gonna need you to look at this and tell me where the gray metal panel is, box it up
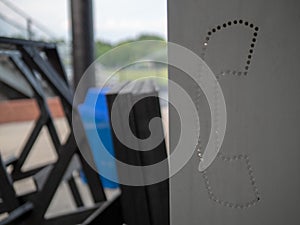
[168,0,300,224]
[0,62,33,98]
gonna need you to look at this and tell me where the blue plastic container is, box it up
[78,87,119,188]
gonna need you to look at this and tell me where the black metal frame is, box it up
[0,37,123,225]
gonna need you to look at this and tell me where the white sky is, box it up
[1,0,167,43]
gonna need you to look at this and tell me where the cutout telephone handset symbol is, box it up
[198,20,261,208]
[199,20,259,172]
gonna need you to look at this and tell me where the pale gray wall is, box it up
[168,0,300,224]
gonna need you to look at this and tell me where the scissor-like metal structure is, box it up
[0,37,122,225]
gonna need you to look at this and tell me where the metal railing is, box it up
[0,0,55,40]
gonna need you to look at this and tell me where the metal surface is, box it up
[82,194,123,225]
[0,60,33,99]
[168,0,300,224]
[0,38,108,225]
[70,0,95,90]
[0,155,19,213]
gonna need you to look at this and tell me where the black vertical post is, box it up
[70,0,106,203]
[70,0,95,93]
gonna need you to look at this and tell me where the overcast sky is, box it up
[0,0,167,43]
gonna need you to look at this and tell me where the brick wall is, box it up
[0,97,65,123]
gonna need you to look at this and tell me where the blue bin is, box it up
[78,87,119,188]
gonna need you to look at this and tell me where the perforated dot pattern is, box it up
[196,20,261,208]
[201,19,259,77]
[202,153,260,209]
